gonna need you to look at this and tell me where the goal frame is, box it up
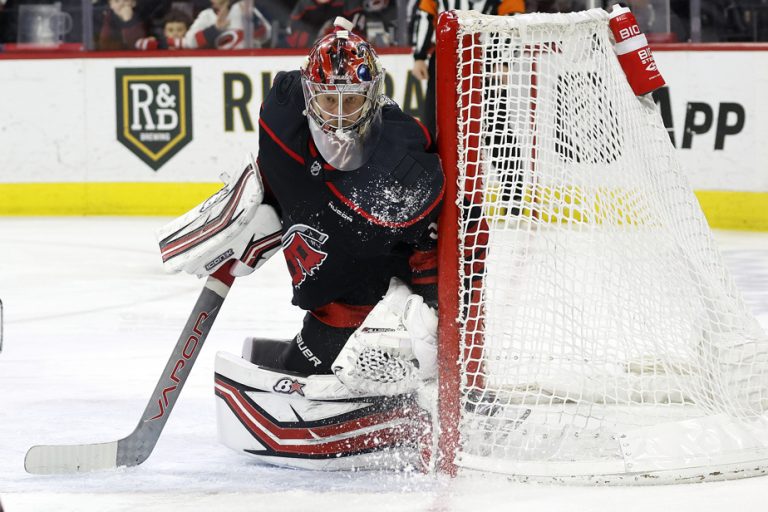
[435,10,474,477]
[432,9,768,482]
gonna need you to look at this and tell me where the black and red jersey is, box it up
[257,71,443,321]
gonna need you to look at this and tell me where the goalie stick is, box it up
[25,155,281,474]
[24,263,236,474]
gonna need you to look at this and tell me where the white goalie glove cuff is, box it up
[331,278,438,396]
[402,294,438,380]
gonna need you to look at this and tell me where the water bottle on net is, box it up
[608,4,666,96]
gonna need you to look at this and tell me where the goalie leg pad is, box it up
[214,349,431,471]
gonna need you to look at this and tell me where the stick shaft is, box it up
[25,265,235,474]
[117,269,233,466]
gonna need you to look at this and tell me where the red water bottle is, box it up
[608,4,665,96]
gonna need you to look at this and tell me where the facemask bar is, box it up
[301,76,383,135]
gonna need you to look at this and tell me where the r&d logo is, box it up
[115,67,193,170]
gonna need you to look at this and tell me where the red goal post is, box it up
[434,9,768,483]
[435,9,476,477]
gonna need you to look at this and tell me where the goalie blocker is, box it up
[157,153,283,279]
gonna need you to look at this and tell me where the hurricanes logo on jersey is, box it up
[115,67,193,170]
[281,224,329,287]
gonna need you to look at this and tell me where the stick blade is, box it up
[25,441,118,474]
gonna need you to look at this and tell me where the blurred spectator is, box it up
[98,0,147,50]
[137,0,172,40]
[609,0,688,42]
[411,0,525,137]
[135,8,192,50]
[0,0,6,42]
[362,0,398,46]
[251,0,294,46]
[163,8,192,40]
[252,0,295,24]
[285,0,363,48]
[93,0,173,46]
[189,0,216,17]
[699,0,766,41]
[183,0,271,48]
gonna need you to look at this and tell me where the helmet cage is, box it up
[301,75,384,136]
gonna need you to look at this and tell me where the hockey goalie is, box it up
[158,17,443,471]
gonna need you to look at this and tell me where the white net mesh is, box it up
[446,9,768,480]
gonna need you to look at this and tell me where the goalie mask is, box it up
[301,17,385,171]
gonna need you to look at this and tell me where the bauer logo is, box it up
[115,67,193,170]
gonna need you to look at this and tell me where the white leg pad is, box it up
[214,351,430,471]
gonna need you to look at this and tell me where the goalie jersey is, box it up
[257,71,443,319]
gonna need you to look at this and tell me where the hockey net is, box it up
[434,9,768,483]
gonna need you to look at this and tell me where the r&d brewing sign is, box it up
[115,68,193,170]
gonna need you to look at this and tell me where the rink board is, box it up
[0,48,767,228]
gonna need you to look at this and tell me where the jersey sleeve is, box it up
[183,5,246,49]
[257,70,305,215]
[256,157,282,216]
[408,218,439,307]
[391,111,442,306]
[183,9,214,48]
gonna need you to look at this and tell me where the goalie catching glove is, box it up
[157,153,282,277]
[332,277,438,396]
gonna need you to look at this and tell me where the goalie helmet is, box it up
[300,17,385,171]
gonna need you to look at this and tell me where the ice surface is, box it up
[1,218,768,511]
